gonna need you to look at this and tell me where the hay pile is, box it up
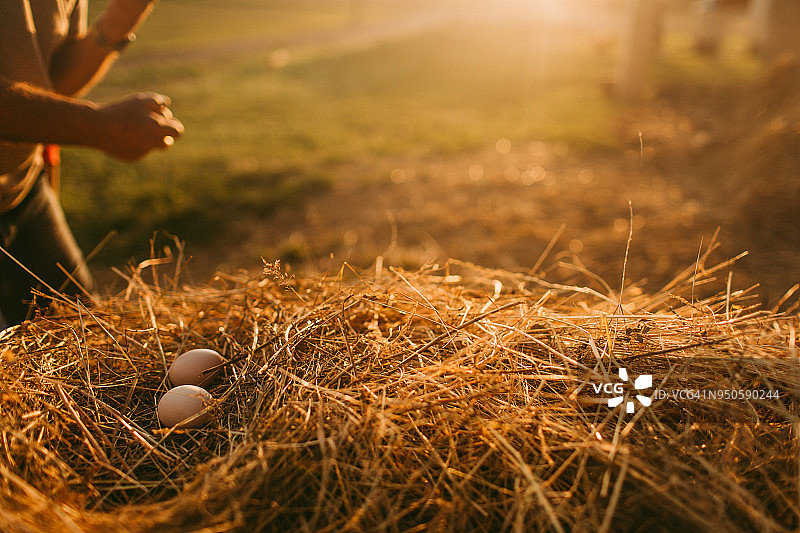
[0,246,797,532]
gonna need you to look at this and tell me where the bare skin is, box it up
[0,0,183,161]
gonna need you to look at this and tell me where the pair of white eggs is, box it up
[157,348,225,429]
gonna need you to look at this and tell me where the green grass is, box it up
[65,1,621,267]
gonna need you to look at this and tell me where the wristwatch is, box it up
[92,17,137,51]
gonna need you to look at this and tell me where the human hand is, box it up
[94,92,184,161]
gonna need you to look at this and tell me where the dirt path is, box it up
[194,141,725,301]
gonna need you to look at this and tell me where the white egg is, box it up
[168,348,224,387]
[157,385,213,429]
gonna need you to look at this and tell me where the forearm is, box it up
[49,36,118,97]
[49,0,157,96]
[0,78,105,148]
[0,78,184,161]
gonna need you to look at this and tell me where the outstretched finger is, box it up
[153,112,184,135]
[143,92,171,112]
[165,117,184,138]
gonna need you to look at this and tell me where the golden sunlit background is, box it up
[68,0,800,302]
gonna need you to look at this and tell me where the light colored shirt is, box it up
[0,0,86,212]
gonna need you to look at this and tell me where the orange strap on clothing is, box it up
[43,144,61,196]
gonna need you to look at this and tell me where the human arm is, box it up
[0,77,183,161]
[49,0,157,97]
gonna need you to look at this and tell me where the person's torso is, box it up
[0,0,84,212]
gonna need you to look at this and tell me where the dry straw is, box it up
[0,240,798,532]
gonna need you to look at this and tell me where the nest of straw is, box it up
[0,245,798,532]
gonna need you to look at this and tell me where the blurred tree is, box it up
[750,0,800,59]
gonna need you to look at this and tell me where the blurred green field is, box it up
[60,0,626,269]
